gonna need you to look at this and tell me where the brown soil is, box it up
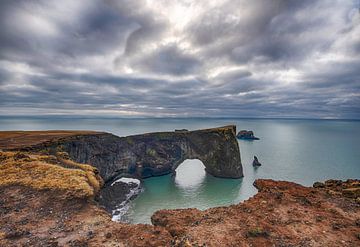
[0,185,172,247]
[0,150,173,247]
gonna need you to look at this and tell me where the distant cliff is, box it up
[3,126,243,182]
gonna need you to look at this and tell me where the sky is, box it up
[0,0,359,119]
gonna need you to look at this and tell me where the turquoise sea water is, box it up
[1,117,359,223]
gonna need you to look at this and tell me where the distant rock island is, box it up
[0,128,359,246]
[236,130,260,140]
[252,155,262,166]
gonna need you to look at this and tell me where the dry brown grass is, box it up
[0,130,103,150]
[0,151,102,198]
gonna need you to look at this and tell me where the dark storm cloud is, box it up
[0,0,359,118]
[190,0,337,66]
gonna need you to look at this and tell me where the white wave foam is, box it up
[111,177,140,186]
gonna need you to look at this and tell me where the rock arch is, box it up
[37,126,243,182]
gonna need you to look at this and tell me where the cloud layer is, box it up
[0,0,359,118]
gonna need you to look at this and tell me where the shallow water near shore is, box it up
[1,117,359,223]
[123,159,257,223]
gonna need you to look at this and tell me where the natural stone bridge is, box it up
[3,126,243,182]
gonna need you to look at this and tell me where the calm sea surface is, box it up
[1,117,359,223]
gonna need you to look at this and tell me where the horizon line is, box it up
[0,115,359,121]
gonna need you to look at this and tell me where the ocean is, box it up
[1,117,359,223]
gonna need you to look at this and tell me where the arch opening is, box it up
[174,159,206,189]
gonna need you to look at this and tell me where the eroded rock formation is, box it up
[3,126,243,182]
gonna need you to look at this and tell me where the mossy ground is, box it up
[0,151,102,198]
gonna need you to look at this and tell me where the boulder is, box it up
[313,182,325,188]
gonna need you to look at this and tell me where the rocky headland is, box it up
[5,126,242,182]
[0,128,359,246]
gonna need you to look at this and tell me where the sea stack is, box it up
[236,130,259,140]
[252,156,261,166]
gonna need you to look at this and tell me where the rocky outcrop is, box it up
[152,179,360,246]
[5,126,242,182]
[237,130,259,140]
[252,155,261,166]
[98,178,142,221]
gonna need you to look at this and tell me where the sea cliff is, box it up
[1,126,242,182]
[0,129,359,246]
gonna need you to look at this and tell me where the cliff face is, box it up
[25,125,242,182]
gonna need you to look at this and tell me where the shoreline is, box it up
[0,129,359,246]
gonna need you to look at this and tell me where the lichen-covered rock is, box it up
[313,181,325,188]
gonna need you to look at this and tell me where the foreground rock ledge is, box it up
[152,179,360,246]
[1,158,359,247]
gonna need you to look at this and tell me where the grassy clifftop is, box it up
[0,151,102,199]
[0,130,103,150]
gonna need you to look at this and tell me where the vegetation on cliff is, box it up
[0,151,102,198]
[0,150,172,246]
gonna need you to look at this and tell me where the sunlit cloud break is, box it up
[0,0,359,119]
